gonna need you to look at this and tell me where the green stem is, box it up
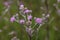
[45,0,49,40]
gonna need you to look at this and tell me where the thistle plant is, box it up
[9,3,50,40]
[0,0,60,40]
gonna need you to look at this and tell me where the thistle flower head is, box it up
[35,18,42,24]
[19,19,25,24]
[19,4,24,10]
[28,15,32,21]
[10,16,15,22]
[24,9,32,14]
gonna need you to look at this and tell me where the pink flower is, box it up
[27,15,32,20]
[10,16,15,22]
[19,4,24,10]
[19,19,25,24]
[24,9,32,14]
[35,18,42,24]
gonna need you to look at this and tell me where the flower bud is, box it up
[26,21,32,26]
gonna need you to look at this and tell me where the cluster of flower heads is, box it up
[10,3,43,37]
[10,4,42,24]
[3,1,50,38]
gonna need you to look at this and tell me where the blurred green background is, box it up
[0,0,60,40]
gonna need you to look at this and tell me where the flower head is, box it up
[19,4,24,10]
[24,9,32,14]
[19,19,25,24]
[28,15,32,20]
[10,16,15,22]
[35,18,42,24]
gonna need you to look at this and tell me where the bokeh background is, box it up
[0,0,60,40]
